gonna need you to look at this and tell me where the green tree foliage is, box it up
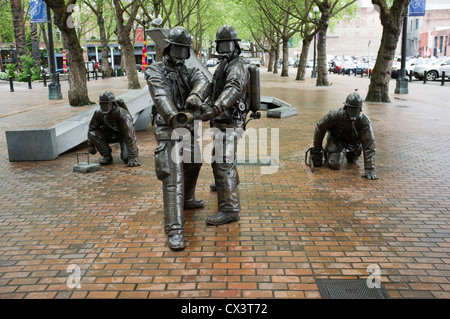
[0,1,14,43]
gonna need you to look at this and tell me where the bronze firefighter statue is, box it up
[88,91,140,167]
[201,25,260,225]
[146,26,210,250]
[307,92,378,180]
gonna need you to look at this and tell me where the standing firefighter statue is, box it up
[88,91,140,167]
[201,25,261,225]
[146,26,210,251]
[306,91,378,180]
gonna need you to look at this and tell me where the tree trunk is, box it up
[45,0,92,106]
[64,28,93,106]
[30,23,41,67]
[316,14,330,87]
[281,38,289,77]
[116,31,140,89]
[10,0,27,62]
[113,0,141,89]
[296,38,312,81]
[366,27,399,102]
[39,24,49,64]
[366,0,409,102]
[267,47,275,72]
[273,47,279,74]
[97,14,112,78]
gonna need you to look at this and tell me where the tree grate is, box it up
[316,279,390,299]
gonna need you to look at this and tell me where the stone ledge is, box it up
[267,106,298,118]
[6,89,152,162]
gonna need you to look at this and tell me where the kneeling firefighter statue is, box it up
[146,26,210,250]
[201,25,261,226]
[88,91,140,167]
[306,91,379,180]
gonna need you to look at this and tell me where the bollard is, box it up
[442,71,446,86]
[95,71,98,80]
[87,71,90,81]
[361,70,363,78]
[43,74,47,87]
[28,74,32,89]
[102,71,105,79]
[409,71,412,82]
[423,71,427,84]
[9,76,14,92]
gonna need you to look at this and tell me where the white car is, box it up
[249,58,260,67]
[391,58,424,78]
[206,58,219,67]
[413,58,449,81]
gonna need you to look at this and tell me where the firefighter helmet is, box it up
[165,26,192,47]
[344,92,363,108]
[215,25,241,42]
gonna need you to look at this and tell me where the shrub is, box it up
[6,63,16,80]
[18,54,42,82]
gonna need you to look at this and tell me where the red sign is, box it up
[136,27,144,43]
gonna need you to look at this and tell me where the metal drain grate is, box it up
[316,279,390,299]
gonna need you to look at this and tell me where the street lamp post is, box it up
[46,5,62,100]
[395,11,409,94]
[310,6,319,78]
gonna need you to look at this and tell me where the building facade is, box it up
[417,4,450,57]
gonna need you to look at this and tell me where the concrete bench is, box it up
[267,106,298,118]
[6,89,153,162]
[260,96,292,110]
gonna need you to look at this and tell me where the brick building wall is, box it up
[418,9,450,57]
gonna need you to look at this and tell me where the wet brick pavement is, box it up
[0,70,449,299]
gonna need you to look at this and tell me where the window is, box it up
[416,19,419,29]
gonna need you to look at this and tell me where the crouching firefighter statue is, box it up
[146,26,210,250]
[201,25,261,226]
[306,91,379,180]
[88,91,140,167]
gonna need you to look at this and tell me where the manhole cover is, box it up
[317,279,390,299]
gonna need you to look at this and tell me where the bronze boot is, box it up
[167,231,185,251]
[206,211,239,225]
[100,155,113,165]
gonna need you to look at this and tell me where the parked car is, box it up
[206,58,219,67]
[348,62,366,75]
[330,61,344,73]
[249,58,261,67]
[44,67,69,74]
[391,58,424,79]
[413,58,450,81]
[340,62,357,75]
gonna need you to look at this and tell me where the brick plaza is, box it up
[0,69,449,299]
